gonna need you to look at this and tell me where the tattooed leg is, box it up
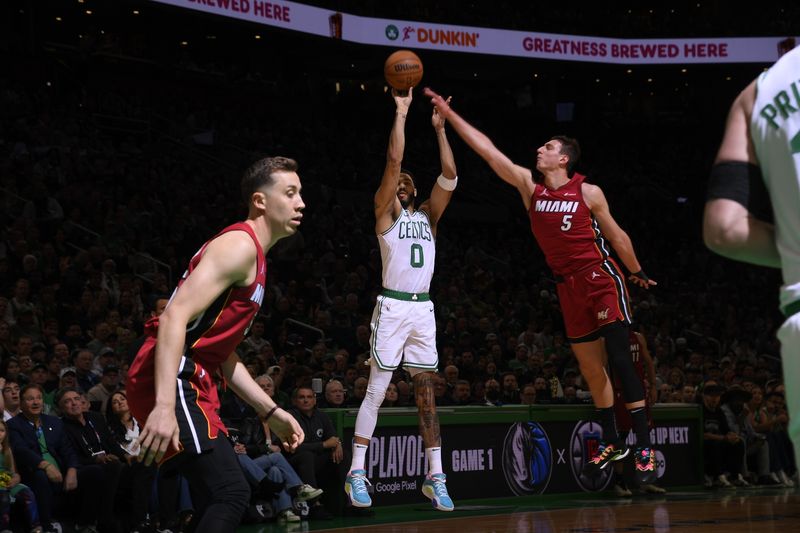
[413,371,441,448]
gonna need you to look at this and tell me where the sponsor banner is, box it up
[356,19,795,65]
[342,417,699,504]
[151,0,796,64]
[151,0,330,35]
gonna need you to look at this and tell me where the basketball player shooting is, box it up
[344,87,458,511]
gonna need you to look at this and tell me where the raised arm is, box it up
[703,80,780,268]
[137,231,255,465]
[375,88,413,233]
[420,97,457,231]
[423,87,535,208]
[583,183,656,289]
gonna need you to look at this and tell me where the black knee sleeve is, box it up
[604,325,645,403]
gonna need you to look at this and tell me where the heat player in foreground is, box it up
[344,88,458,511]
[423,88,658,483]
[704,44,800,464]
[127,157,306,532]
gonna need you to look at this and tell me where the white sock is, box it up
[350,443,368,473]
[426,447,443,475]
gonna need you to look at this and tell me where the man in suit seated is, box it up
[7,384,79,532]
[58,386,129,531]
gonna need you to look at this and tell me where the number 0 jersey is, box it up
[528,173,610,276]
[378,209,436,294]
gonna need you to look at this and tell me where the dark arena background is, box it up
[2,1,799,532]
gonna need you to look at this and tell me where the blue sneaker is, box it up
[344,469,372,508]
[422,473,454,511]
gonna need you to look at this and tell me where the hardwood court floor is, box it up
[242,487,800,532]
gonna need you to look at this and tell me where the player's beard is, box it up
[399,192,415,209]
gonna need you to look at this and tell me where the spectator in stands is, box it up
[257,372,290,410]
[433,374,453,406]
[319,379,347,409]
[242,318,270,355]
[533,377,552,404]
[681,385,698,404]
[0,418,43,533]
[500,372,520,404]
[701,381,747,488]
[57,367,78,392]
[346,377,367,408]
[71,349,98,393]
[8,385,79,532]
[541,362,564,401]
[480,379,502,406]
[2,379,21,421]
[285,386,344,519]
[520,384,537,406]
[87,321,113,356]
[57,386,127,531]
[0,320,13,360]
[221,389,323,523]
[720,385,780,486]
[508,344,530,372]
[108,391,163,529]
[443,365,459,395]
[0,358,23,387]
[759,391,797,485]
[381,382,399,408]
[86,364,120,414]
[395,380,413,407]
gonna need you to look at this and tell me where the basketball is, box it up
[384,50,423,91]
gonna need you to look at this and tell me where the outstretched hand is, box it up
[432,96,452,129]
[392,86,413,115]
[628,271,657,289]
[423,87,452,118]
[268,407,305,452]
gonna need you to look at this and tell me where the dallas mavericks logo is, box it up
[570,421,613,491]
[502,422,553,495]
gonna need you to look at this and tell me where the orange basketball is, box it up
[383,50,423,91]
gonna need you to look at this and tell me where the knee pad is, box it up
[604,325,645,403]
[354,366,393,440]
[362,368,393,411]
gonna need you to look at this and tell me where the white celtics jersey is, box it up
[751,46,800,310]
[378,209,436,294]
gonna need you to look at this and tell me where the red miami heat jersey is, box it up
[127,222,266,456]
[529,173,610,276]
[169,221,267,370]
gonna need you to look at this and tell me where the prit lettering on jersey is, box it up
[758,78,800,131]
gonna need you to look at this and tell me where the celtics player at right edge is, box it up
[345,87,456,511]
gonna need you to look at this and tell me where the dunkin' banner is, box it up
[151,0,796,64]
[342,418,699,504]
